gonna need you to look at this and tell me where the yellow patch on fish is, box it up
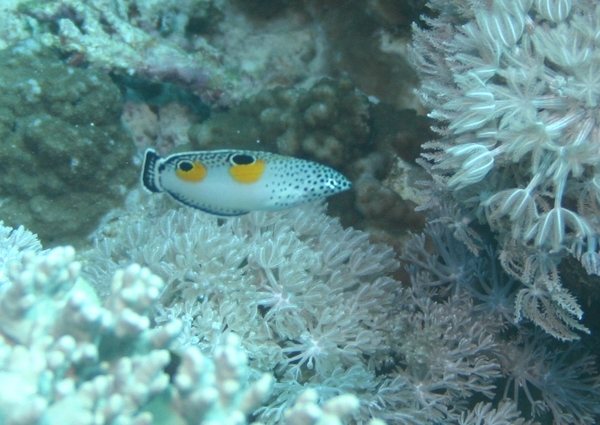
[175,160,207,182]
[229,159,266,183]
[141,149,351,216]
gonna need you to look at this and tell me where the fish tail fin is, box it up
[141,149,163,193]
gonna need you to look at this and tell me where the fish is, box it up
[141,148,352,216]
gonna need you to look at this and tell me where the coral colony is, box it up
[413,0,600,341]
[1,0,600,424]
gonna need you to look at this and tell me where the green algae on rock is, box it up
[0,42,135,247]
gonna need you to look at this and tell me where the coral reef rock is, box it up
[0,42,135,247]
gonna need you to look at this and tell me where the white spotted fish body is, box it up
[141,149,351,216]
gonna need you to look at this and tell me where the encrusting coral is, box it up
[187,78,371,167]
[0,41,135,247]
[411,0,600,340]
[18,0,332,108]
[20,0,239,106]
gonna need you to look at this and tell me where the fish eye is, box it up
[230,153,256,165]
[177,160,194,172]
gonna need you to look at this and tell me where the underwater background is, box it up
[1,0,600,424]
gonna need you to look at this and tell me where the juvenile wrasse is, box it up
[141,149,351,216]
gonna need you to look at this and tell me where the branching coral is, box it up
[411,0,600,339]
[0,231,276,424]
